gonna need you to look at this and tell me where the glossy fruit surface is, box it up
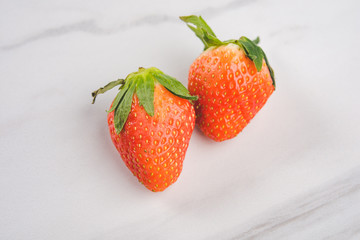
[108,84,195,191]
[181,15,275,141]
[188,44,274,141]
[92,67,197,191]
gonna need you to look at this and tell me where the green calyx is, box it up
[92,67,197,134]
[180,15,275,88]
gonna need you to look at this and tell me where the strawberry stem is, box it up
[92,79,125,104]
[180,15,222,50]
[180,15,276,89]
[92,67,197,133]
[252,37,260,45]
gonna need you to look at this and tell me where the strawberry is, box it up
[92,67,197,192]
[181,15,276,142]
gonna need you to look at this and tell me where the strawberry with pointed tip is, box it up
[92,67,197,192]
[181,15,276,142]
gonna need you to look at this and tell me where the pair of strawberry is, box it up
[92,15,275,192]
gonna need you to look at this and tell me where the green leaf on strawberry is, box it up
[92,67,198,134]
[114,80,136,133]
[154,72,198,101]
[180,15,275,88]
[136,74,155,117]
[93,67,197,192]
[237,36,264,72]
[107,82,128,113]
[183,15,276,142]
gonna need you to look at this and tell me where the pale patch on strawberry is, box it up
[181,15,275,142]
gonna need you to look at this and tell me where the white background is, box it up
[1,0,360,239]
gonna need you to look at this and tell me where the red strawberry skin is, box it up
[107,84,195,192]
[188,44,274,141]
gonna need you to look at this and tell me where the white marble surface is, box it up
[1,0,360,239]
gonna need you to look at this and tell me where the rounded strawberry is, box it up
[181,15,276,142]
[92,67,197,192]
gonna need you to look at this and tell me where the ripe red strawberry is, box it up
[181,15,276,142]
[92,67,197,192]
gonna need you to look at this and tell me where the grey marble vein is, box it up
[0,16,174,51]
[1,20,109,50]
[213,168,360,240]
[2,0,359,239]
[195,0,257,18]
[1,0,254,51]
